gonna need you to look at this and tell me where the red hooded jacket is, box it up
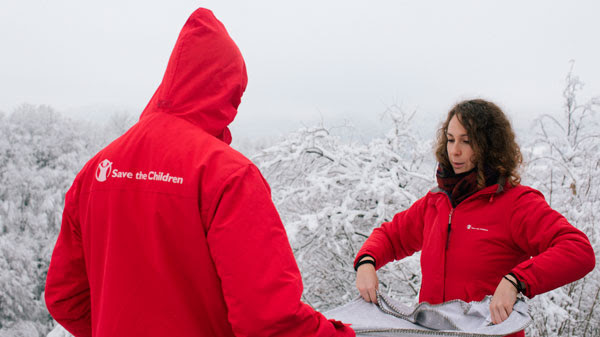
[355,182,595,336]
[45,8,354,337]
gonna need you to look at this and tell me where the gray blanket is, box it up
[324,293,531,336]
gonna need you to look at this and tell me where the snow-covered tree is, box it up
[252,106,435,310]
[0,105,118,336]
[523,63,600,337]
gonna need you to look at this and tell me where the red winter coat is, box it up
[355,182,595,336]
[45,8,354,337]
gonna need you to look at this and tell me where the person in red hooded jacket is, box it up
[45,8,354,337]
[354,99,595,337]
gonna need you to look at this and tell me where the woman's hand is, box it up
[489,275,518,324]
[355,258,379,304]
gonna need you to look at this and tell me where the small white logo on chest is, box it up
[466,224,488,231]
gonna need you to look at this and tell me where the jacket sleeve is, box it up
[509,188,595,298]
[45,179,92,337]
[354,195,428,270]
[204,164,354,337]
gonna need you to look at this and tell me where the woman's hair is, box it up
[434,99,522,187]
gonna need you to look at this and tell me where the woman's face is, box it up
[446,115,475,174]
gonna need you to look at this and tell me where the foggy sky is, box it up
[1,0,599,141]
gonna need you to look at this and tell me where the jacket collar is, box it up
[430,176,506,197]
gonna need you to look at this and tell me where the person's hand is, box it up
[489,275,518,324]
[355,258,379,304]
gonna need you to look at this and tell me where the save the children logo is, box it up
[95,158,184,185]
[96,159,113,182]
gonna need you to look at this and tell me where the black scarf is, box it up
[436,164,499,207]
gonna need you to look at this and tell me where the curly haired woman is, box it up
[354,99,595,337]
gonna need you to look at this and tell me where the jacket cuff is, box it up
[353,254,375,270]
[510,266,533,298]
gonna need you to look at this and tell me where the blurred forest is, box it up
[0,68,598,336]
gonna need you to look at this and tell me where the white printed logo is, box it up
[94,158,184,185]
[96,159,113,182]
[466,224,488,232]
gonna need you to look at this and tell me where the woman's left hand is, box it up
[489,276,518,324]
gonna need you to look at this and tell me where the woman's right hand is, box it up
[356,258,379,304]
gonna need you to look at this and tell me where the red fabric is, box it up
[355,183,595,337]
[45,8,354,337]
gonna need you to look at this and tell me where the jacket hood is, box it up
[140,8,247,144]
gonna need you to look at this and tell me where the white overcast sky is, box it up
[1,1,599,141]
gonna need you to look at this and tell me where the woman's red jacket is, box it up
[356,182,595,336]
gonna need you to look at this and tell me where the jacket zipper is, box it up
[443,207,455,301]
[446,208,454,250]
